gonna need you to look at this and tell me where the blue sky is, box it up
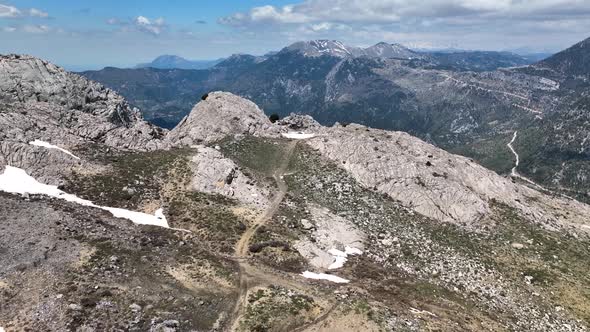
[2,0,590,70]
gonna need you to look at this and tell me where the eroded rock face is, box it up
[0,55,165,148]
[277,114,322,131]
[189,145,270,209]
[302,123,590,231]
[168,91,590,232]
[167,91,281,145]
[0,54,166,183]
[295,204,365,269]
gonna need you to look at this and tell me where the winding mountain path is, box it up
[225,139,350,331]
[227,141,309,331]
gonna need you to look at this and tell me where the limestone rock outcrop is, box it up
[189,145,270,209]
[167,91,280,145]
[0,54,166,183]
[302,123,590,231]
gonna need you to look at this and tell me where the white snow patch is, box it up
[0,327,5,332]
[344,246,363,255]
[410,307,437,317]
[29,140,80,160]
[327,246,363,269]
[281,132,315,140]
[0,166,169,228]
[301,271,350,283]
[328,255,348,269]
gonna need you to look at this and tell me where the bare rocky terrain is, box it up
[1,55,590,331]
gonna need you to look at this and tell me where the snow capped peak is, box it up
[280,40,419,60]
[283,40,358,58]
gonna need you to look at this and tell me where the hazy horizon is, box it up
[1,1,588,70]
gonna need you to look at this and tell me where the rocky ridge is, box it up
[0,54,165,184]
[192,108,590,234]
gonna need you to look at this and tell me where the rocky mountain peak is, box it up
[282,40,359,58]
[362,42,418,59]
[214,54,266,68]
[0,53,143,127]
[166,92,590,233]
[167,91,280,145]
[135,54,221,70]
[0,54,165,184]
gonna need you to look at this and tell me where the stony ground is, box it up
[2,131,590,332]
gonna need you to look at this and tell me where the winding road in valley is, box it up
[507,131,521,177]
[507,131,545,189]
[442,73,544,118]
[506,131,573,199]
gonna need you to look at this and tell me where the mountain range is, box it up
[80,38,589,202]
[83,40,539,128]
[135,55,223,70]
[2,53,590,331]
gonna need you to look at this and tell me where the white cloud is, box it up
[106,18,121,25]
[136,15,150,25]
[2,26,16,32]
[29,8,49,18]
[0,4,21,18]
[134,15,166,35]
[22,24,51,33]
[0,4,49,18]
[220,0,590,27]
[105,16,167,36]
[217,0,590,52]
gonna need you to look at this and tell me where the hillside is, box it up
[533,37,590,78]
[1,56,590,331]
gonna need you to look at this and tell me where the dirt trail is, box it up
[234,140,296,257]
[227,140,299,331]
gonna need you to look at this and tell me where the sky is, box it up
[1,0,590,70]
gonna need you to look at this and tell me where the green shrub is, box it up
[269,113,280,123]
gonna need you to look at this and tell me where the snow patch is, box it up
[281,132,315,140]
[0,166,169,228]
[29,140,80,160]
[327,246,363,269]
[301,271,350,283]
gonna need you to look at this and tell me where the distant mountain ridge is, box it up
[533,37,590,77]
[135,54,222,70]
[281,40,423,60]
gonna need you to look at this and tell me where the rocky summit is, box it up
[1,56,590,332]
